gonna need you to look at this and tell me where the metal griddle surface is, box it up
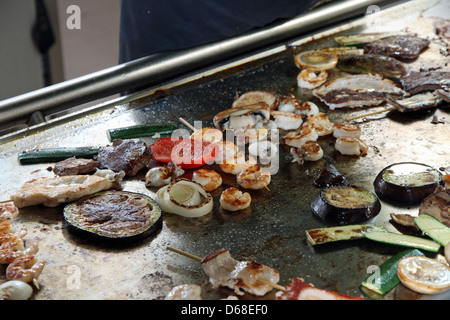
[0,0,449,300]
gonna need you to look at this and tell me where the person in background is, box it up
[119,0,331,64]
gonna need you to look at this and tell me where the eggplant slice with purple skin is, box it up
[64,190,162,243]
[311,185,381,225]
[374,162,444,205]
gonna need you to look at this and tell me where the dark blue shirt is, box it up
[119,0,327,63]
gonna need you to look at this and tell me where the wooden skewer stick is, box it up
[345,106,396,122]
[179,117,196,132]
[166,246,286,292]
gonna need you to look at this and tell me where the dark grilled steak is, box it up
[400,71,450,95]
[53,157,98,176]
[364,35,430,60]
[95,139,152,176]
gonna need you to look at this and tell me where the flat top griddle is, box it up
[0,0,449,300]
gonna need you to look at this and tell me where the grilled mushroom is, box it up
[213,103,270,130]
[232,90,280,110]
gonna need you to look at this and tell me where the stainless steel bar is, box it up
[0,0,397,125]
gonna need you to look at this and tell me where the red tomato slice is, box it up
[149,137,217,169]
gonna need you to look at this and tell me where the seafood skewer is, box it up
[166,246,286,292]
[166,246,364,300]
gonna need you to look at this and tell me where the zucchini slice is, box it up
[361,248,424,295]
[414,213,450,247]
[363,231,440,252]
[106,124,178,141]
[306,224,386,246]
[64,190,162,243]
[19,146,100,164]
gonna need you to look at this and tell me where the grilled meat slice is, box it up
[95,139,152,176]
[400,71,450,95]
[11,173,122,208]
[53,157,98,176]
[312,74,404,109]
[364,35,430,60]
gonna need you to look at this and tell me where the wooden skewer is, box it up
[345,106,396,122]
[166,246,286,292]
[179,117,196,132]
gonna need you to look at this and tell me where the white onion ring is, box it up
[156,179,213,218]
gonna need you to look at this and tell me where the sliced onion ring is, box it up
[156,179,213,218]
[294,51,338,71]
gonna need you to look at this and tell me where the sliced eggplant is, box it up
[64,190,162,243]
[311,185,381,225]
[374,162,444,205]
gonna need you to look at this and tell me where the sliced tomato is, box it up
[149,137,217,169]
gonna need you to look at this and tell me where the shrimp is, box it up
[270,110,303,130]
[333,123,361,138]
[335,137,368,156]
[214,141,239,164]
[290,141,323,164]
[297,69,328,89]
[219,187,251,211]
[284,125,319,148]
[237,165,271,190]
[295,101,320,117]
[0,221,14,235]
[220,152,256,175]
[304,112,334,136]
[190,127,223,144]
[192,169,223,192]
[0,203,19,223]
[6,255,46,284]
[0,229,27,245]
[244,127,268,143]
[0,228,38,264]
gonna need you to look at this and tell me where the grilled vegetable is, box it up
[363,231,440,252]
[397,256,450,294]
[334,32,398,47]
[64,190,162,243]
[414,213,450,247]
[361,248,424,295]
[149,137,217,169]
[294,50,338,71]
[374,162,444,205]
[19,146,100,164]
[336,54,407,77]
[106,124,177,141]
[310,185,381,225]
[306,224,385,246]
